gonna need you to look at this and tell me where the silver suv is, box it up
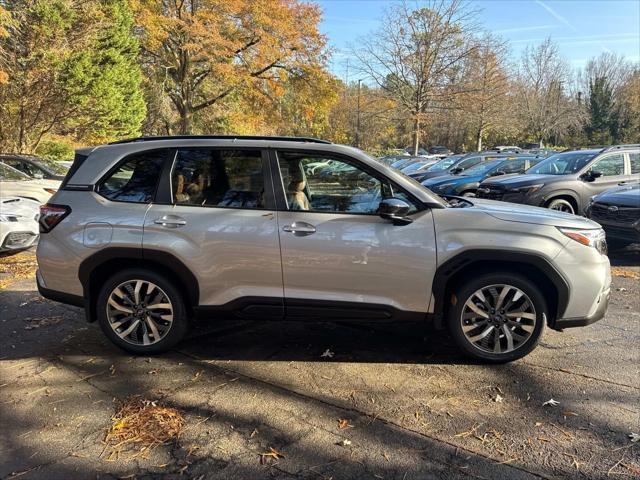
[36,136,611,362]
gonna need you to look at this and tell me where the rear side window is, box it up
[629,152,639,175]
[171,149,265,209]
[97,150,169,203]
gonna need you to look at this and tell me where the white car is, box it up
[0,162,60,204]
[0,196,40,253]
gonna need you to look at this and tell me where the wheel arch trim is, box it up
[431,249,570,328]
[78,247,199,321]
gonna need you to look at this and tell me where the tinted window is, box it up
[0,162,30,181]
[277,152,416,214]
[97,150,169,203]
[3,159,38,177]
[591,154,625,176]
[457,156,481,169]
[172,149,265,209]
[500,159,526,174]
[630,152,640,175]
[527,152,595,175]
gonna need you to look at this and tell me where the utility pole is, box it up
[355,79,362,148]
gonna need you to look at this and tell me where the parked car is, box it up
[404,147,429,156]
[0,162,60,203]
[37,135,610,363]
[0,154,68,180]
[586,182,640,249]
[423,157,542,197]
[416,152,506,182]
[427,146,452,157]
[378,154,409,166]
[494,146,522,153]
[390,156,428,170]
[400,159,439,175]
[476,145,640,215]
[0,196,40,254]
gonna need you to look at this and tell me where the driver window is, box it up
[591,154,624,176]
[277,152,415,214]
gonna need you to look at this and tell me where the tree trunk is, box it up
[412,117,420,155]
[476,126,483,151]
[178,108,192,135]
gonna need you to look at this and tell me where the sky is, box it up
[317,0,640,81]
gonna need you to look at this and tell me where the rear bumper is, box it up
[553,286,609,329]
[36,269,84,308]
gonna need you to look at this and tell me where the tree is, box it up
[514,39,582,146]
[133,0,329,134]
[353,0,479,155]
[461,34,510,150]
[0,0,145,152]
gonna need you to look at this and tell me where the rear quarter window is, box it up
[97,149,171,203]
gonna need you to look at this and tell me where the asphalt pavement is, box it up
[0,248,638,480]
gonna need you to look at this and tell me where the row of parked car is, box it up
[0,155,66,253]
[379,145,640,250]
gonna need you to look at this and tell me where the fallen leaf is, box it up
[543,398,560,407]
[337,439,352,447]
[338,419,352,430]
[562,411,579,417]
[250,428,258,438]
[259,447,284,464]
[629,432,640,442]
[321,349,334,358]
[494,394,504,403]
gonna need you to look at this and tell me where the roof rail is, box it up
[600,144,640,153]
[108,135,332,145]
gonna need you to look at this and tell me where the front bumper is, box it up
[553,286,610,329]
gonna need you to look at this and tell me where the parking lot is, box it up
[1,249,638,480]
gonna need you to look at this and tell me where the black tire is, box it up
[547,198,575,214]
[447,272,547,363]
[96,268,189,354]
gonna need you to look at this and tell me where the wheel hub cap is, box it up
[460,284,537,354]
[106,280,174,346]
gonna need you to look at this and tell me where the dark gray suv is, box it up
[476,145,640,215]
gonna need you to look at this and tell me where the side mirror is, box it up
[582,170,602,182]
[450,167,463,174]
[492,170,505,176]
[33,172,44,179]
[378,198,413,226]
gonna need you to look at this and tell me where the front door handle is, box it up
[154,215,187,228]
[282,221,316,236]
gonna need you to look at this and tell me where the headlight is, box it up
[44,188,57,194]
[510,184,544,194]
[559,227,607,254]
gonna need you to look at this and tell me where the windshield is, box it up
[402,162,431,173]
[460,160,503,176]
[0,162,31,181]
[427,155,463,172]
[527,151,596,175]
[38,158,69,175]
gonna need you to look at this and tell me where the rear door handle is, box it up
[154,215,187,228]
[282,221,316,236]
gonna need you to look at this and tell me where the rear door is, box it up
[142,147,283,316]
[273,150,437,320]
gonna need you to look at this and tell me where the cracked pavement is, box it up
[0,249,639,479]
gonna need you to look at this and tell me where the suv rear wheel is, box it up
[447,273,546,363]
[96,269,188,354]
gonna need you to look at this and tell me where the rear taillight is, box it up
[39,204,71,233]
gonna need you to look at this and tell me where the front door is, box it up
[273,151,437,320]
[581,153,629,209]
[143,147,283,317]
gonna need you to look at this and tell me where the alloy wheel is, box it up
[106,279,173,346]
[460,284,537,354]
[549,202,574,214]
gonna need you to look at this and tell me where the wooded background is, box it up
[0,0,638,158]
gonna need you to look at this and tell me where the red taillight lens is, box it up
[39,204,71,233]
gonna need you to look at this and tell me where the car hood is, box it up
[466,197,600,229]
[0,196,40,218]
[423,174,466,186]
[594,183,640,207]
[480,173,559,187]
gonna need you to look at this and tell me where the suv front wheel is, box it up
[96,269,189,354]
[448,273,546,363]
